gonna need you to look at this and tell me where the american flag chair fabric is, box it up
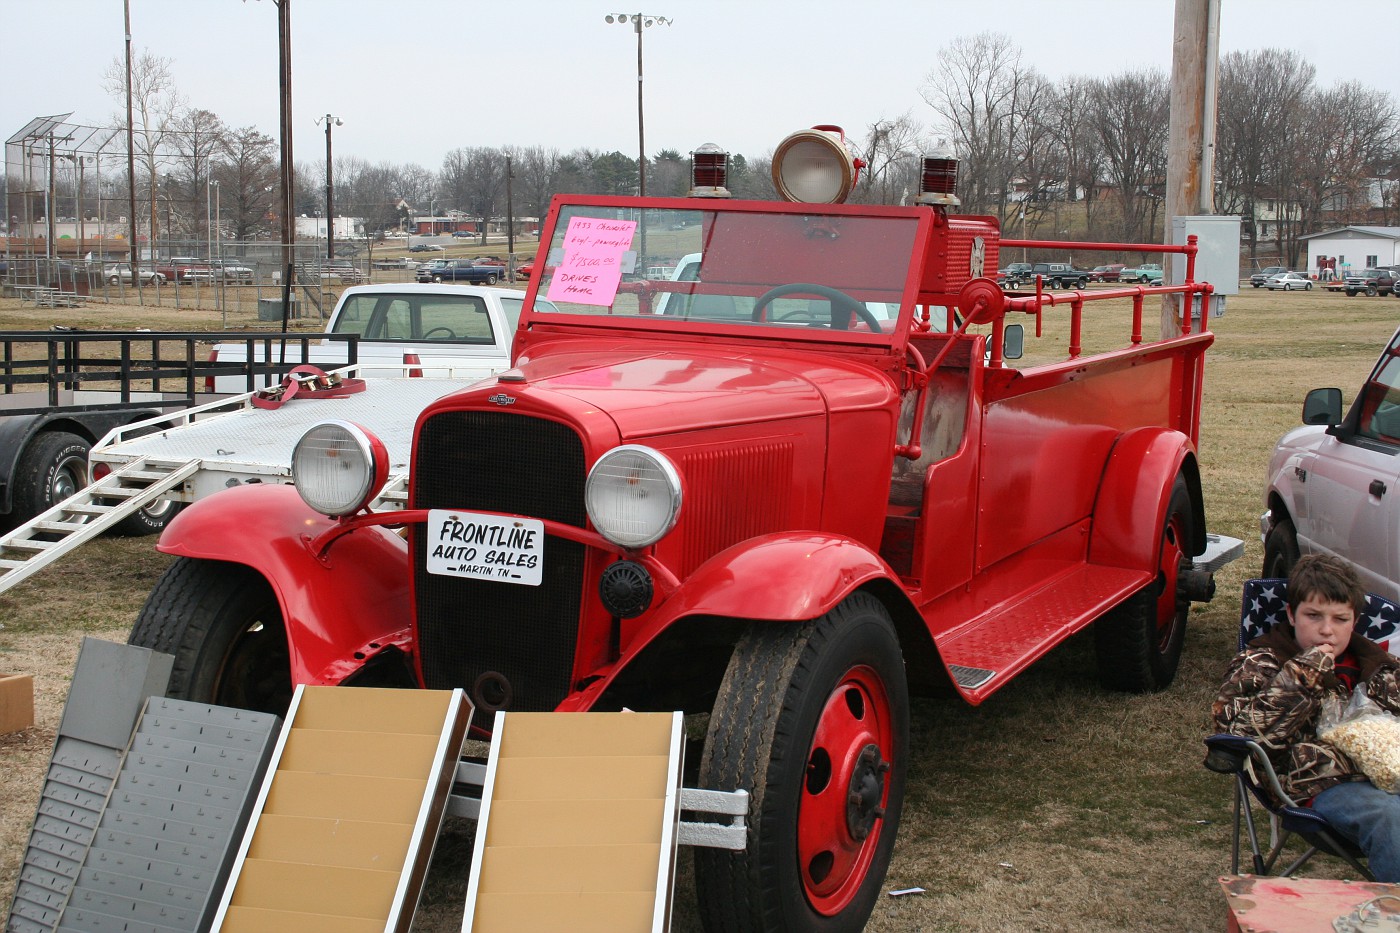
[1239,578,1400,655]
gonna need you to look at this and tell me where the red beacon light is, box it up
[688,143,731,198]
[770,125,865,204]
[915,149,961,207]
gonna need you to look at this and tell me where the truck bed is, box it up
[91,377,483,502]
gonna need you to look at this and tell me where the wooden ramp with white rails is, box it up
[210,686,472,933]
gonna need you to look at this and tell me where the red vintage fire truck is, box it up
[129,127,1237,931]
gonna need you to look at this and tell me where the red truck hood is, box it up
[495,344,893,437]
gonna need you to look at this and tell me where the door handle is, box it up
[1371,479,1387,497]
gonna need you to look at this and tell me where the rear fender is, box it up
[558,533,909,712]
[157,483,414,686]
[1089,427,1204,569]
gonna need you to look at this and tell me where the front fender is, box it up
[157,483,414,686]
[1088,427,1203,570]
[558,532,900,712]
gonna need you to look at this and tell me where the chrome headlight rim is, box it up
[585,444,683,549]
[291,419,386,517]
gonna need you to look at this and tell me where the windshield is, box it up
[529,203,923,340]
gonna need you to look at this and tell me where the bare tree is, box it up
[442,147,507,243]
[919,32,1041,219]
[506,145,559,222]
[102,50,182,252]
[213,125,278,242]
[1215,49,1316,261]
[854,114,924,205]
[167,108,226,245]
[1293,82,1400,261]
[1087,70,1170,242]
[1046,77,1106,235]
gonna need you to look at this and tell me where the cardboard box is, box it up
[0,673,34,734]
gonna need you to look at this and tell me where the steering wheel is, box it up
[422,326,456,339]
[750,283,883,331]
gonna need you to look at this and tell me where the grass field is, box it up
[1,285,1398,930]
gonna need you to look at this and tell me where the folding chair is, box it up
[1204,577,1400,879]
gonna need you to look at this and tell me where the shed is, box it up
[1300,226,1400,279]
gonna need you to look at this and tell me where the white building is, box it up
[295,215,363,240]
[1300,226,1400,278]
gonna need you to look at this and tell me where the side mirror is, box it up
[1002,323,1024,360]
[1303,387,1343,426]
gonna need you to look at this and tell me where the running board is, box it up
[936,563,1150,705]
[0,458,200,597]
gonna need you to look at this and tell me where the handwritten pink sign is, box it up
[545,216,636,306]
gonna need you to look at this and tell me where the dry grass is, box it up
[1,285,1398,930]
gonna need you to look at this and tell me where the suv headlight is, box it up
[292,420,388,517]
[585,445,682,549]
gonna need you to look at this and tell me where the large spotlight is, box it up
[770,125,864,204]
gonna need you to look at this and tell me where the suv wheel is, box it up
[1367,285,1378,297]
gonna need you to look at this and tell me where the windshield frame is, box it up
[517,194,933,352]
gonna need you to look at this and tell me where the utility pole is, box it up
[124,0,141,301]
[276,0,295,306]
[318,113,341,259]
[1163,0,1219,337]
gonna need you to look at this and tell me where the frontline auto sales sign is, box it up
[426,510,545,586]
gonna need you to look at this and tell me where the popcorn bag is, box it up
[1320,688,1400,793]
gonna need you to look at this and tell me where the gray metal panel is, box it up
[7,642,172,933]
[54,698,280,933]
[57,639,173,748]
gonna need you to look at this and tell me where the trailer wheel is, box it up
[129,557,292,716]
[108,497,182,537]
[694,593,907,932]
[1263,517,1300,580]
[11,431,89,527]
[1094,473,1195,692]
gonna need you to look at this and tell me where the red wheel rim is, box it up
[1155,510,1187,650]
[796,664,894,915]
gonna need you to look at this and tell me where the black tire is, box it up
[11,431,89,526]
[108,497,183,537]
[485,274,498,285]
[1263,517,1300,580]
[1094,473,1195,692]
[432,275,443,283]
[1367,285,1378,297]
[1306,282,1313,290]
[1252,282,1261,288]
[694,593,908,933]
[1346,289,1357,297]
[129,557,293,715]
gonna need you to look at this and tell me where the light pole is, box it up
[604,12,671,199]
[316,113,342,259]
[206,178,218,260]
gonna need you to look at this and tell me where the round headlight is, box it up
[585,445,682,549]
[771,126,861,204]
[291,420,388,517]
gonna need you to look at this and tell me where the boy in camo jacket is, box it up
[1213,553,1400,880]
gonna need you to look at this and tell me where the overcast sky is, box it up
[3,0,1398,171]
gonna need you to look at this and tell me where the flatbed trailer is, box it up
[0,366,485,596]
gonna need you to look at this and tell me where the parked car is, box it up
[1250,266,1287,288]
[1263,323,1400,602]
[1263,271,1313,291]
[208,259,255,281]
[414,258,504,285]
[1089,264,1126,283]
[1121,263,1164,284]
[409,243,445,253]
[1343,267,1398,297]
[451,231,474,238]
[154,257,216,283]
[515,259,536,279]
[102,263,162,286]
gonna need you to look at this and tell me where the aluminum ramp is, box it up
[5,640,173,933]
[0,458,200,597]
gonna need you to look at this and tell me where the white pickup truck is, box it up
[207,284,546,391]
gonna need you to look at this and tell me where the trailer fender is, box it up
[156,483,414,686]
[1088,427,1205,570]
[557,532,913,712]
